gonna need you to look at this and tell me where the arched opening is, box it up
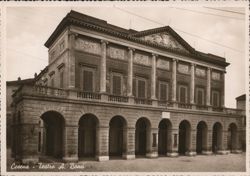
[158,119,172,156]
[78,114,99,158]
[196,121,208,154]
[135,117,151,156]
[109,116,127,157]
[41,111,65,158]
[228,123,238,152]
[178,120,191,155]
[212,122,223,153]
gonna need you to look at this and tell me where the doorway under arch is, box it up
[158,119,172,156]
[78,114,99,158]
[196,121,208,154]
[135,117,151,156]
[178,120,191,155]
[109,116,127,157]
[40,111,65,158]
[228,123,238,152]
[212,122,223,153]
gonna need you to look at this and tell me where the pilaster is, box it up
[167,128,179,157]
[96,126,109,161]
[146,128,158,158]
[68,32,77,89]
[171,59,177,107]
[127,47,134,97]
[100,40,108,93]
[123,127,135,160]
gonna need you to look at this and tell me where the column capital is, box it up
[101,39,109,45]
[207,67,211,71]
[68,31,78,37]
[152,53,158,57]
[128,47,135,52]
[172,58,178,62]
[190,62,196,67]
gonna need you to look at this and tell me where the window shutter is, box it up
[60,72,64,88]
[112,75,122,95]
[138,80,146,98]
[213,92,218,107]
[160,83,167,101]
[180,87,186,103]
[83,70,93,92]
[197,90,203,105]
[133,79,136,96]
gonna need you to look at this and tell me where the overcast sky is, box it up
[5,5,246,108]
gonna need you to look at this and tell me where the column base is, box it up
[202,151,213,155]
[217,150,230,155]
[151,99,158,107]
[122,154,135,160]
[185,151,196,156]
[63,156,78,162]
[96,155,109,161]
[146,152,158,158]
[128,96,134,104]
[167,152,178,157]
[231,150,243,154]
[21,157,39,164]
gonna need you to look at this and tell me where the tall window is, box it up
[51,77,54,87]
[133,77,147,99]
[179,85,188,103]
[60,71,64,88]
[212,90,220,107]
[82,68,95,92]
[159,81,169,101]
[196,88,205,105]
[112,73,122,95]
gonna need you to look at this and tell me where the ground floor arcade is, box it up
[11,102,243,164]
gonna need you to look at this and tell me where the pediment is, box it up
[139,31,189,53]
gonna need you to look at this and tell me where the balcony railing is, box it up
[135,98,152,105]
[108,95,129,103]
[178,102,192,109]
[76,91,101,100]
[12,85,244,116]
[196,105,209,111]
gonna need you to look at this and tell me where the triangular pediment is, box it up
[131,26,195,54]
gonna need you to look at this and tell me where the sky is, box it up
[5,5,247,108]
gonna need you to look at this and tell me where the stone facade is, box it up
[10,10,244,164]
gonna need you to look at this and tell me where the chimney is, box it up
[34,73,37,78]
[18,77,21,81]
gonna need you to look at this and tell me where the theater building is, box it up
[11,10,245,164]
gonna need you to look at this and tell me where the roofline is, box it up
[44,10,230,68]
[7,78,34,86]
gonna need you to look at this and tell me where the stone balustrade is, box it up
[13,85,243,116]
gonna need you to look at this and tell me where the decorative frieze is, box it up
[75,38,101,55]
[141,32,188,53]
[134,53,149,66]
[49,39,66,62]
[195,67,206,77]
[178,63,190,74]
[108,47,125,60]
[157,59,170,70]
[212,71,221,81]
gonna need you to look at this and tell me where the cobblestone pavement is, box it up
[80,154,246,172]
[7,152,246,172]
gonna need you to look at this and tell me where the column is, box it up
[206,68,211,108]
[186,129,197,156]
[127,48,134,103]
[68,32,77,89]
[100,40,108,93]
[190,63,195,109]
[167,128,179,157]
[217,130,230,154]
[123,127,135,159]
[151,54,157,100]
[96,126,109,161]
[146,128,158,158]
[171,59,177,107]
[221,72,225,108]
[63,126,78,162]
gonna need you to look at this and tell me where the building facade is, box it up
[11,11,244,164]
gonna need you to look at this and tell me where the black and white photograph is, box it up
[1,1,249,175]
